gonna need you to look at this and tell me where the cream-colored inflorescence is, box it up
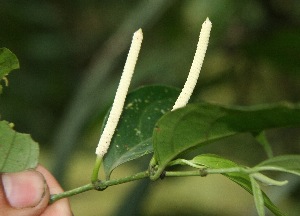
[172,18,212,111]
[96,18,211,156]
[95,29,143,157]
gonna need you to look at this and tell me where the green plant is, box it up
[1,18,300,216]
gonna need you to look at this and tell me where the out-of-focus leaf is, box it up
[0,121,39,173]
[152,102,300,179]
[103,85,180,178]
[246,29,300,76]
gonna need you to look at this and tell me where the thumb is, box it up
[0,169,49,216]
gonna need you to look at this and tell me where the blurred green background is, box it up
[1,0,300,215]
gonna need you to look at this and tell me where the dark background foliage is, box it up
[1,0,300,215]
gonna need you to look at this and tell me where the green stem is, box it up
[165,167,250,178]
[50,170,149,204]
[91,156,103,183]
[100,170,149,187]
[167,158,206,169]
[49,183,94,204]
[165,170,200,177]
[205,167,248,174]
[50,165,284,204]
[253,131,273,158]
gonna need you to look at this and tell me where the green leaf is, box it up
[255,155,300,176]
[190,154,284,216]
[191,154,240,169]
[0,48,19,93]
[250,175,265,216]
[152,102,300,178]
[103,85,180,178]
[0,121,39,173]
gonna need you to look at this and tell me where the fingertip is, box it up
[0,169,50,216]
[2,170,47,209]
[36,165,73,216]
[43,198,73,216]
[36,165,64,194]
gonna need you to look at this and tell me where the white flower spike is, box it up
[172,18,212,111]
[96,29,143,157]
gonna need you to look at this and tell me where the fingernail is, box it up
[2,170,46,209]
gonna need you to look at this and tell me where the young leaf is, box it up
[152,102,300,178]
[190,154,285,216]
[250,175,265,216]
[191,154,240,169]
[255,155,300,176]
[0,121,39,173]
[0,48,19,93]
[103,85,180,178]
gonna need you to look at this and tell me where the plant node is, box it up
[199,168,208,177]
[159,170,166,180]
[93,180,107,191]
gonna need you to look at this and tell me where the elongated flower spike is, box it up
[172,18,212,111]
[95,29,143,157]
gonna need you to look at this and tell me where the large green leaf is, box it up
[0,48,19,93]
[152,102,300,178]
[0,121,39,173]
[255,155,300,176]
[191,154,284,216]
[103,85,180,178]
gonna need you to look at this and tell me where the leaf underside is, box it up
[103,85,180,178]
[0,121,39,173]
